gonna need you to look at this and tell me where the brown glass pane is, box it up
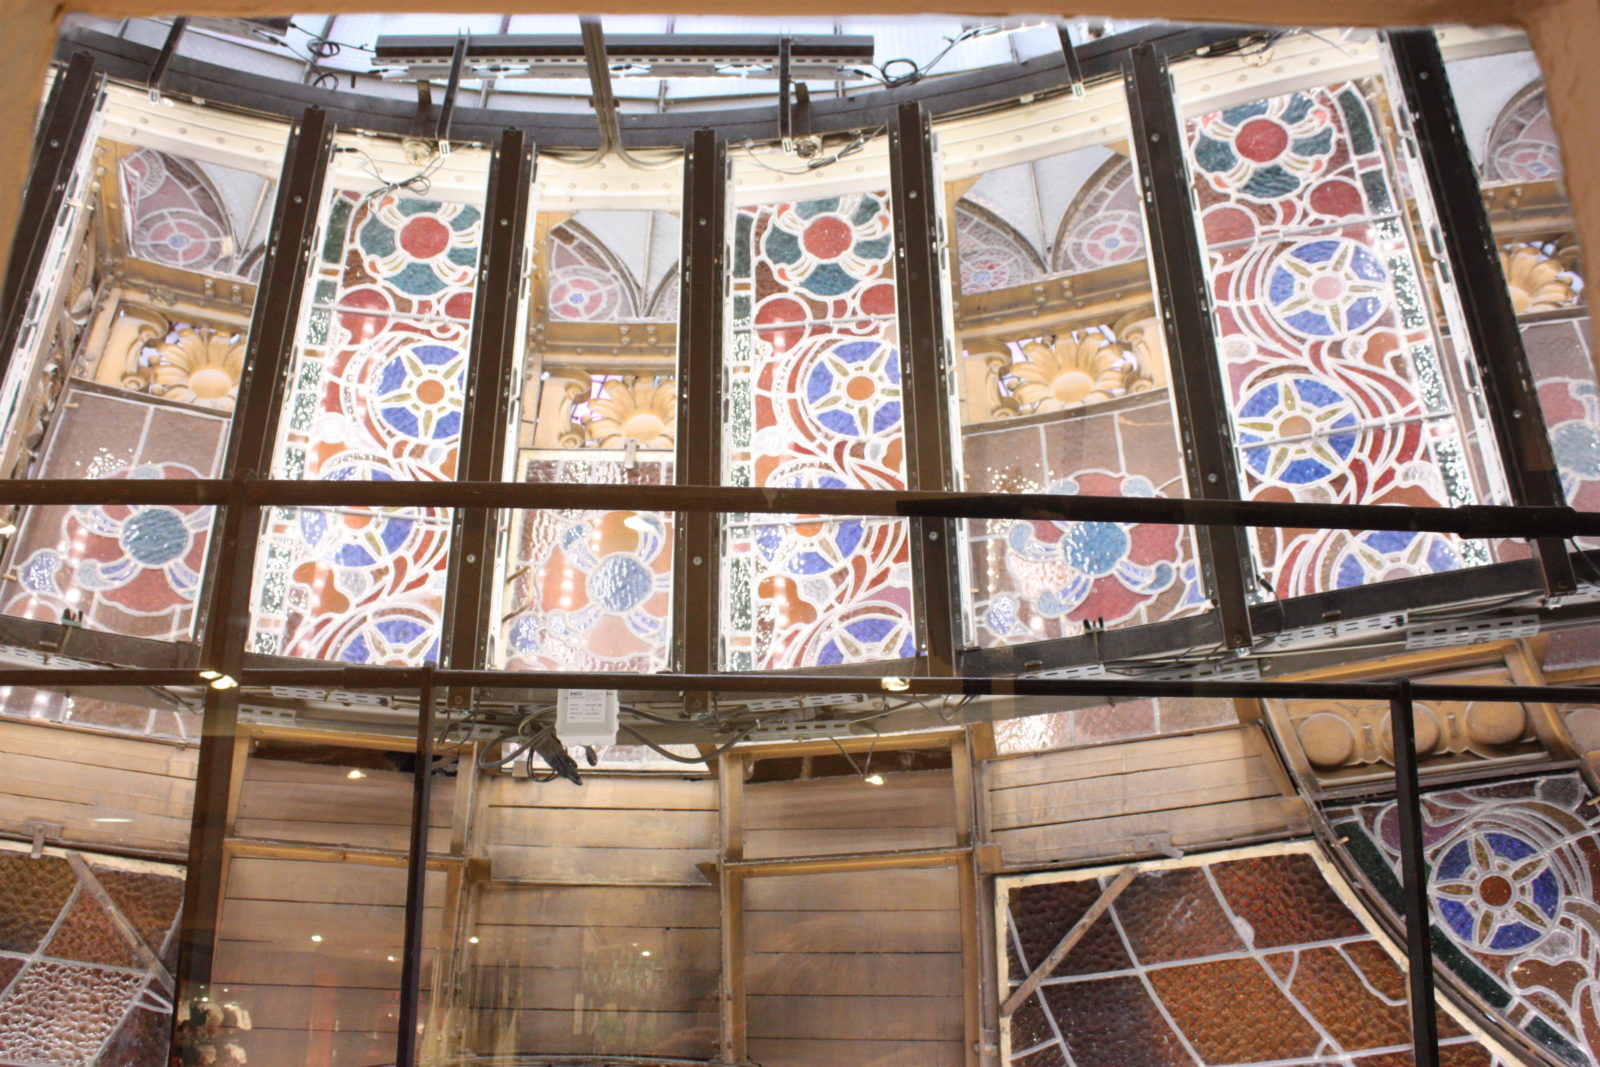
[1010,991,1056,1051]
[1049,975,1191,1067]
[1211,853,1365,947]
[1009,880,1132,976]
[1115,867,1243,964]
[1289,944,1411,1050]
[44,893,141,968]
[1148,957,1321,1062]
[97,865,185,954]
[1015,1038,1068,1067]
[102,1004,172,1065]
[0,853,75,952]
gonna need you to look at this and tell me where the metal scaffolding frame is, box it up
[1,25,1595,1067]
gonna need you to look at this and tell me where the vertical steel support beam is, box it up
[1385,30,1577,599]
[1390,677,1441,1066]
[440,129,534,708]
[890,101,960,673]
[174,107,332,1023]
[675,128,728,694]
[0,53,98,362]
[1125,45,1254,650]
[397,666,437,1067]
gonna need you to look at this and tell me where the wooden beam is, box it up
[958,852,981,1067]
[718,751,746,1063]
[999,866,1138,1019]
[736,727,962,760]
[726,844,968,878]
[223,837,465,870]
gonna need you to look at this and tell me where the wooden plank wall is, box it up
[0,717,195,855]
[461,772,721,1059]
[234,755,453,852]
[744,866,966,1067]
[743,768,958,859]
[983,727,1299,867]
[213,856,447,1063]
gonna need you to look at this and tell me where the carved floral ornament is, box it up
[1500,242,1581,314]
[543,372,678,450]
[148,327,245,411]
[965,310,1165,422]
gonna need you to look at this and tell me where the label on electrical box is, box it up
[557,689,619,746]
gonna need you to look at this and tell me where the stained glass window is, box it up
[119,146,275,282]
[1181,70,1503,598]
[496,201,683,674]
[1330,773,1599,1065]
[723,188,917,669]
[999,844,1510,1065]
[253,150,485,665]
[951,85,1206,649]
[0,384,227,642]
[1444,46,1596,540]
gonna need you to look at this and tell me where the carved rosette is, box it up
[1004,329,1153,414]
[1501,243,1580,313]
[584,376,677,449]
[150,326,245,411]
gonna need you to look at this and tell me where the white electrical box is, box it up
[557,689,620,746]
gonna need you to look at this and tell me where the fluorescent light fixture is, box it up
[93,817,132,823]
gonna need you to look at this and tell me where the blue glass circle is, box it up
[122,508,190,567]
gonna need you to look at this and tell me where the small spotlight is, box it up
[209,674,239,690]
[468,936,480,944]
[0,523,16,537]
[387,955,397,962]
[199,670,221,680]
[880,676,909,692]
[347,769,366,780]
[310,935,323,943]
[641,950,652,957]
[864,773,886,786]
[623,514,654,534]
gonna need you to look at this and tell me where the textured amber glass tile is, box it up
[45,893,141,968]
[1211,854,1365,947]
[0,855,75,953]
[1148,957,1322,1062]
[1010,881,1132,976]
[1116,868,1244,964]
[1050,975,1191,1067]
[96,866,184,954]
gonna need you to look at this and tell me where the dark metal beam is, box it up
[2,478,1597,540]
[890,100,960,673]
[433,34,468,145]
[1390,676,1442,1067]
[1126,43,1255,650]
[147,17,188,92]
[674,128,728,692]
[579,18,622,156]
[4,664,1600,706]
[396,665,436,1067]
[439,128,534,711]
[1057,22,1085,97]
[1385,29,1577,600]
[173,107,333,1037]
[0,53,98,360]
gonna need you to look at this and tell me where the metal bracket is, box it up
[1057,21,1086,97]
[434,34,468,148]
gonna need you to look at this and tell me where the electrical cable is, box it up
[618,723,754,763]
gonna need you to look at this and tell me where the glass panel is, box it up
[1000,845,1507,1065]
[1443,37,1597,543]
[950,76,1207,647]
[0,90,288,645]
[991,696,1237,755]
[496,195,685,673]
[1177,40,1505,598]
[724,183,916,668]
[1330,770,1598,1064]
[252,139,489,663]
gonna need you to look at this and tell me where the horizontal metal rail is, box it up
[2,478,1596,539]
[2,665,1597,706]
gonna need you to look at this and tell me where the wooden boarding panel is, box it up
[993,796,1294,866]
[0,719,196,853]
[746,908,960,955]
[479,774,717,812]
[486,842,714,884]
[473,924,719,966]
[224,856,447,906]
[744,867,960,912]
[747,1037,965,1067]
[466,1007,716,1058]
[235,758,453,851]
[743,770,956,830]
[217,897,444,949]
[485,805,717,851]
[984,729,1259,790]
[743,825,956,859]
[464,963,721,1014]
[217,1027,401,1065]
[744,951,964,997]
[987,757,1278,831]
[475,884,719,928]
[747,994,964,1042]
[213,941,409,988]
